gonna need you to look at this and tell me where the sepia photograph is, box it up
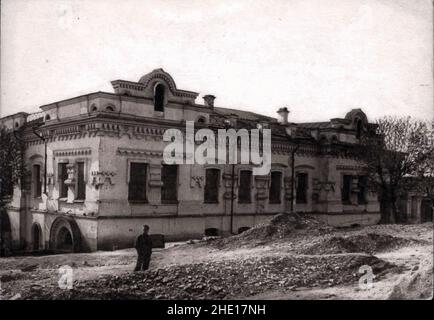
[0,0,433,313]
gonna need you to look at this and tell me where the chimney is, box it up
[203,95,216,108]
[277,107,289,125]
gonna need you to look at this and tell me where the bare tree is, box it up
[362,117,434,223]
[0,127,26,211]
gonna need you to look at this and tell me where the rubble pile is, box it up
[210,213,334,249]
[22,254,396,300]
[301,233,426,255]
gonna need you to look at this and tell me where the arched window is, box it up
[356,119,363,139]
[45,114,51,121]
[197,116,206,124]
[90,104,98,112]
[106,106,115,112]
[154,84,165,112]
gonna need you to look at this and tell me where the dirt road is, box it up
[0,221,432,300]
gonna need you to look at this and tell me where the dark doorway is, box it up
[32,224,41,251]
[56,227,74,252]
[421,199,433,222]
[0,210,12,257]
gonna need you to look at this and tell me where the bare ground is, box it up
[0,220,432,300]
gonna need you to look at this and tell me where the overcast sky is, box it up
[1,0,432,123]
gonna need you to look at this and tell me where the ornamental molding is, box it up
[117,147,163,157]
[54,148,91,157]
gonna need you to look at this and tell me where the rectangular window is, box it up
[238,170,252,204]
[296,172,308,204]
[58,163,68,198]
[357,175,368,205]
[128,162,147,202]
[269,171,282,204]
[76,162,86,200]
[33,164,42,198]
[204,168,220,203]
[161,165,178,204]
[342,175,352,204]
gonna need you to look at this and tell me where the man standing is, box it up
[134,224,153,271]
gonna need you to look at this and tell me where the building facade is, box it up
[1,69,384,253]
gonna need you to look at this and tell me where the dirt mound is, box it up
[20,254,397,300]
[301,233,426,255]
[388,255,433,300]
[210,213,333,249]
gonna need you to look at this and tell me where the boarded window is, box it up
[128,163,147,201]
[58,163,68,198]
[161,165,178,203]
[296,172,308,204]
[269,171,282,204]
[154,84,165,112]
[357,175,368,205]
[204,168,220,203]
[238,170,252,204]
[342,175,352,204]
[76,162,86,200]
[33,164,42,198]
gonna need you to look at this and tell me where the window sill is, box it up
[74,200,85,203]
[129,200,149,204]
[59,198,68,202]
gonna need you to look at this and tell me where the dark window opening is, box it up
[296,172,308,204]
[269,171,282,204]
[356,119,363,139]
[76,162,86,200]
[205,228,219,236]
[342,175,352,204]
[58,163,68,198]
[154,84,165,112]
[45,114,51,121]
[161,165,178,203]
[204,169,220,203]
[238,170,252,204]
[33,164,42,198]
[357,175,368,205]
[128,163,147,202]
[106,106,115,112]
[90,104,98,112]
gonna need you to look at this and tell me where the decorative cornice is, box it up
[54,148,92,157]
[117,147,163,157]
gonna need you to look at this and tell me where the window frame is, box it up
[238,169,253,204]
[295,172,308,204]
[269,170,283,204]
[204,168,221,204]
[127,160,148,203]
[161,164,178,204]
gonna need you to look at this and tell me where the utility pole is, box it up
[290,143,300,214]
